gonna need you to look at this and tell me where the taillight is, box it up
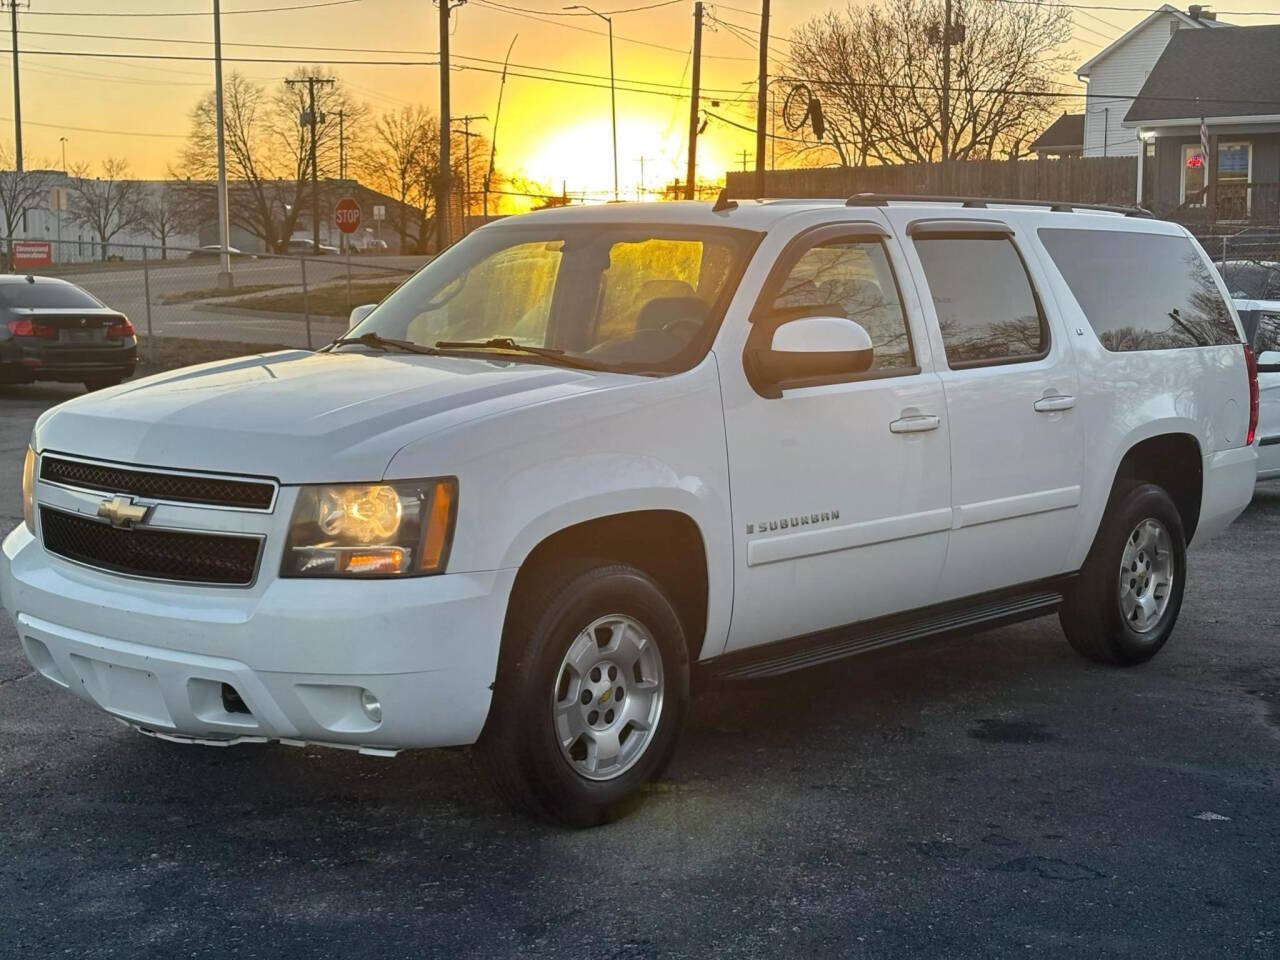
[106,317,134,339]
[7,318,55,339]
[1245,343,1260,446]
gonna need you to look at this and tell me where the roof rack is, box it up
[844,193,1153,218]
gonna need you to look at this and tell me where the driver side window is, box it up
[767,239,915,372]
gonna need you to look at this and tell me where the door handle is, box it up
[889,414,940,434]
[1033,394,1076,413]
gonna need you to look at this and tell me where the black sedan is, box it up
[0,275,136,392]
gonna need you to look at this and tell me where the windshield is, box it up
[1220,261,1280,301]
[0,282,103,310]
[341,221,760,374]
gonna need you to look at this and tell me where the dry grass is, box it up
[225,279,404,318]
[135,336,294,375]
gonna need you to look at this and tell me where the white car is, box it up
[2,196,1258,826]
[1234,299,1280,480]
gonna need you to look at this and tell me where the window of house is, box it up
[1182,141,1252,214]
[1039,228,1239,351]
[763,239,914,372]
[913,235,1047,367]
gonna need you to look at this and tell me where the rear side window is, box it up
[1039,228,1238,351]
[913,235,1047,367]
[765,239,914,372]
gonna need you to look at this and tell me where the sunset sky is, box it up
[6,0,1280,200]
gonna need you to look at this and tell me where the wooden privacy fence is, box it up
[725,157,1141,206]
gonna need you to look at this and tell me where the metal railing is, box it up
[3,238,425,360]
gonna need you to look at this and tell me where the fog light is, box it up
[360,689,383,723]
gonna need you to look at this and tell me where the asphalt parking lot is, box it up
[2,383,1279,959]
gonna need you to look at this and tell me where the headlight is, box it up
[281,478,457,578]
[21,446,35,534]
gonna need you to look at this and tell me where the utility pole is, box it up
[685,1,702,201]
[453,114,486,236]
[286,75,334,255]
[436,0,455,253]
[213,0,232,287]
[747,0,768,199]
[566,5,617,201]
[739,150,749,173]
[336,109,346,180]
[636,156,651,201]
[59,136,67,174]
[6,0,25,235]
[6,1,23,174]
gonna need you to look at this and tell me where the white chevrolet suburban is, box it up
[2,196,1259,826]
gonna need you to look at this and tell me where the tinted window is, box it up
[1039,228,1238,351]
[765,239,913,372]
[914,236,1046,366]
[0,283,102,309]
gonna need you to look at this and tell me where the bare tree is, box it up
[67,158,147,258]
[781,0,1072,166]
[174,69,365,252]
[140,184,181,259]
[0,147,56,241]
[359,106,435,252]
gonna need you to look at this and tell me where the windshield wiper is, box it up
[433,337,600,370]
[326,332,439,355]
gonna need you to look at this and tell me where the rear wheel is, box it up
[1060,482,1187,666]
[476,562,689,827]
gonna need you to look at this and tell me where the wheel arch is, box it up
[501,503,718,668]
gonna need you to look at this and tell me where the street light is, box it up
[565,4,618,202]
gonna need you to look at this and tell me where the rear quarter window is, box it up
[1038,228,1239,351]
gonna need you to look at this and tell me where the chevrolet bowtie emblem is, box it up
[97,495,150,529]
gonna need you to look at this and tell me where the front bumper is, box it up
[1,524,515,750]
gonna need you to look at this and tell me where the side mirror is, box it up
[748,316,874,398]
[1258,349,1280,372]
[349,303,377,327]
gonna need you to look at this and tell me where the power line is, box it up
[475,0,683,16]
[469,0,757,61]
[19,0,365,16]
[985,0,1279,14]
[0,114,186,138]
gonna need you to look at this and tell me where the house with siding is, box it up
[1075,4,1227,158]
[1124,23,1280,223]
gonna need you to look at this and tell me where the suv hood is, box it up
[34,350,624,482]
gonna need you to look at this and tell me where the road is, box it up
[2,384,1279,958]
[51,255,426,348]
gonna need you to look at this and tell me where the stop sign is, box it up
[334,196,362,234]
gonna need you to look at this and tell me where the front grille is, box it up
[41,456,275,510]
[39,506,262,586]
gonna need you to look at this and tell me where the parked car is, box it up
[1219,259,1280,302]
[2,197,1258,826]
[286,239,340,256]
[354,238,389,254]
[186,245,254,260]
[1234,299,1280,480]
[0,275,135,391]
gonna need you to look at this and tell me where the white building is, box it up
[1076,4,1228,158]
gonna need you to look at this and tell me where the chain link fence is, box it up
[5,238,426,364]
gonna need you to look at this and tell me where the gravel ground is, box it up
[2,382,1278,959]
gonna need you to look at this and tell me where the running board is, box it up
[712,582,1068,681]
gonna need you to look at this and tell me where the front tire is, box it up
[476,562,690,827]
[1060,482,1187,666]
